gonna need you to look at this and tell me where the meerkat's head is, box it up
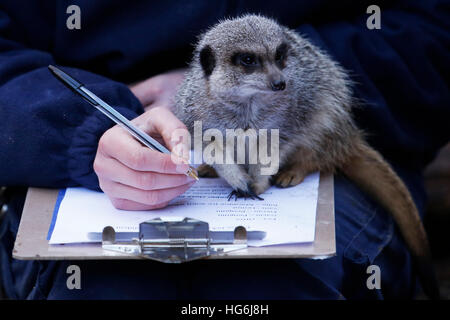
[194,15,296,103]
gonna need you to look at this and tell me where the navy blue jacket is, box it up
[0,0,449,190]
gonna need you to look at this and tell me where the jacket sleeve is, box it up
[293,0,450,169]
[0,10,144,190]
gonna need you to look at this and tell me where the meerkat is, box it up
[174,15,439,299]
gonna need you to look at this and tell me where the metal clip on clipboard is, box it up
[101,217,249,263]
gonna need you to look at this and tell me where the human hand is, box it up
[94,107,194,210]
[129,69,186,111]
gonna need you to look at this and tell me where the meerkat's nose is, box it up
[271,79,286,91]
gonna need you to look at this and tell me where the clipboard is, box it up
[12,173,335,262]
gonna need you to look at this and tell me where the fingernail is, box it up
[176,163,189,174]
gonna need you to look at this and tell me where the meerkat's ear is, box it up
[199,45,216,76]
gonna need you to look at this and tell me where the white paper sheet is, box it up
[49,172,319,247]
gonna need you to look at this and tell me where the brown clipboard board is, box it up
[13,173,335,261]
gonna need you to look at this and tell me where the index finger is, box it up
[134,107,190,155]
[100,126,189,174]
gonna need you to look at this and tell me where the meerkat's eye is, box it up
[231,52,259,69]
[232,53,258,67]
[241,54,256,66]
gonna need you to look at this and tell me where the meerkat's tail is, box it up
[340,141,440,300]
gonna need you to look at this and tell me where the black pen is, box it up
[48,65,198,180]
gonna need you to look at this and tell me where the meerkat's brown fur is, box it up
[174,15,439,299]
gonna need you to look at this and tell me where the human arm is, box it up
[0,9,144,190]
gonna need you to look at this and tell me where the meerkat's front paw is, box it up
[273,166,306,188]
[197,164,218,177]
[249,176,271,197]
[212,164,262,200]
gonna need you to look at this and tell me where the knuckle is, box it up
[106,182,116,195]
[98,180,106,192]
[98,180,111,194]
[98,130,113,151]
[97,135,107,154]
[93,158,104,175]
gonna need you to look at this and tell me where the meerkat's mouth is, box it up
[215,85,284,107]
[240,85,270,94]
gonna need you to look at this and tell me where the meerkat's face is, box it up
[196,15,294,103]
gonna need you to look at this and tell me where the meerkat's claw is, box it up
[227,187,263,201]
[227,189,243,201]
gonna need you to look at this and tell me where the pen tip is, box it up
[187,167,199,181]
